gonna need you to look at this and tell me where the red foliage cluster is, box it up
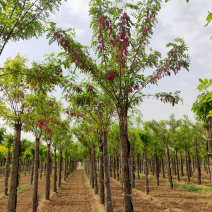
[105,71,116,81]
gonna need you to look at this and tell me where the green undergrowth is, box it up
[174,182,212,195]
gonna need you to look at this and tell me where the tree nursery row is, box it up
[0,0,212,211]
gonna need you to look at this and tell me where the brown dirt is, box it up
[38,169,92,212]
[107,168,212,212]
[0,171,58,212]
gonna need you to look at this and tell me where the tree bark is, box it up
[64,152,67,182]
[195,145,201,185]
[180,152,184,177]
[119,107,133,212]
[58,149,62,187]
[185,149,190,182]
[101,130,113,212]
[131,144,135,188]
[7,123,22,212]
[32,137,40,212]
[161,154,165,178]
[4,149,10,195]
[53,145,57,192]
[99,140,105,204]
[165,144,173,189]
[116,152,119,182]
[154,151,159,186]
[45,144,51,200]
[93,144,98,194]
[206,119,212,187]
[143,147,149,194]
[113,155,116,180]
[175,150,180,181]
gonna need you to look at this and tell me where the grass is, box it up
[174,183,212,195]
[17,187,25,194]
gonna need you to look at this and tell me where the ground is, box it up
[0,168,212,211]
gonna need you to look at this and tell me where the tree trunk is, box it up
[143,147,149,194]
[4,149,10,195]
[137,154,140,179]
[32,137,40,212]
[165,144,173,189]
[161,154,165,178]
[119,107,133,212]
[175,150,180,181]
[99,140,105,204]
[131,144,135,188]
[180,152,184,177]
[53,145,57,192]
[185,149,190,182]
[45,144,51,200]
[40,158,43,179]
[31,157,34,184]
[154,151,159,186]
[110,156,112,178]
[93,144,98,194]
[195,146,201,185]
[113,155,116,180]
[64,152,67,182]
[101,130,113,212]
[58,149,62,187]
[116,152,119,182]
[7,123,22,212]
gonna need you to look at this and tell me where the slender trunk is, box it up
[93,144,98,194]
[7,123,22,212]
[206,119,212,187]
[31,157,34,184]
[185,149,190,182]
[99,140,105,204]
[113,155,116,180]
[161,154,165,178]
[45,144,51,200]
[102,131,113,212]
[32,137,40,212]
[180,152,184,177]
[116,152,119,181]
[90,149,94,188]
[131,144,135,188]
[154,151,159,186]
[64,153,67,181]
[40,158,43,179]
[175,150,180,181]
[58,149,62,187]
[143,147,149,194]
[110,156,112,178]
[165,144,173,189]
[119,108,133,212]
[53,146,57,192]
[4,149,10,195]
[137,154,140,179]
[195,146,201,185]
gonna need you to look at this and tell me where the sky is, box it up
[0,0,211,142]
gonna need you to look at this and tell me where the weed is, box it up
[17,187,25,194]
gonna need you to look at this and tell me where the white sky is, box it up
[0,0,211,142]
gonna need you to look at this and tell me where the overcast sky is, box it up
[0,0,211,142]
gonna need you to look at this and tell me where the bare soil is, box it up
[38,169,92,212]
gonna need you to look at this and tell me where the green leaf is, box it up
[186,0,189,2]
[204,79,209,84]
[199,79,204,84]
[206,13,212,22]
[165,0,169,2]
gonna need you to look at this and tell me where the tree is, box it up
[45,0,190,210]
[191,91,212,187]
[3,133,14,195]
[0,0,67,57]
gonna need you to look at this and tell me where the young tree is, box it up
[45,0,190,210]
[3,133,14,195]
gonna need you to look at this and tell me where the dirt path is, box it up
[38,169,91,212]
